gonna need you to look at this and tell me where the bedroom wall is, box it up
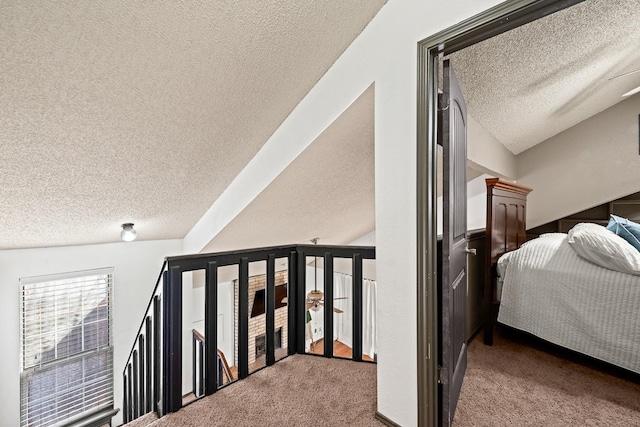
[517,93,640,229]
[468,115,517,180]
[0,239,182,427]
[182,1,504,425]
[467,174,491,230]
[436,173,491,235]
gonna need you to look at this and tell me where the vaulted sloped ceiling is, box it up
[0,1,386,249]
[220,0,640,252]
[204,85,376,253]
[449,0,640,155]
[4,0,639,251]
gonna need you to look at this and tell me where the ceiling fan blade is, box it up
[306,302,314,310]
[314,302,344,313]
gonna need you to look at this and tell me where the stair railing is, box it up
[122,261,167,423]
[191,329,205,398]
[123,244,375,424]
[217,348,234,385]
[191,329,234,398]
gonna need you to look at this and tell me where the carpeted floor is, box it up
[454,328,640,426]
[125,355,382,427]
[125,329,640,426]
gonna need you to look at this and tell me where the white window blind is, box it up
[20,268,114,427]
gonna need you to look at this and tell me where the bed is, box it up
[484,178,640,374]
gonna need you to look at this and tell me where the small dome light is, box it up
[121,223,137,242]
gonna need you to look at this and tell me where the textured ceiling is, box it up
[215,0,637,252]
[449,0,640,154]
[204,86,376,253]
[4,0,637,251]
[0,0,386,249]
[204,85,485,254]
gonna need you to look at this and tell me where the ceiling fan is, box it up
[306,238,347,314]
[278,295,346,313]
[278,239,349,313]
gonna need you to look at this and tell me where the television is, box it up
[250,284,288,318]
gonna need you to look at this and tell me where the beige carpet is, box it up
[454,329,640,426]
[125,330,640,427]
[126,355,382,427]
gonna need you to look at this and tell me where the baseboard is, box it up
[374,411,402,427]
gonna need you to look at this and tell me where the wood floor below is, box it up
[309,339,374,361]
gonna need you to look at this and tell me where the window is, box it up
[20,268,114,427]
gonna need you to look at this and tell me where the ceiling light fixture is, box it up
[622,85,640,98]
[121,223,137,242]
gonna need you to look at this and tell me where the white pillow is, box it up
[567,222,640,275]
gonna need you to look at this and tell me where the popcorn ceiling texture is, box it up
[5,0,637,250]
[449,0,640,155]
[204,86,376,253]
[0,1,386,249]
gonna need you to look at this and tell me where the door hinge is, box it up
[438,365,445,384]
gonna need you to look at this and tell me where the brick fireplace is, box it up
[234,269,288,367]
[255,327,282,358]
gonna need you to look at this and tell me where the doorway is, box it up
[416,1,585,426]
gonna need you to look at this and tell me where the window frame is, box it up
[19,268,114,427]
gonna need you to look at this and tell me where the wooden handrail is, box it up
[191,329,234,382]
[217,349,234,382]
[192,328,205,342]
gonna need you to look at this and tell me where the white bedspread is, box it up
[497,233,640,374]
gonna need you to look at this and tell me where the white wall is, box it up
[180,0,503,424]
[467,174,490,231]
[517,93,640,228]
[348,229,376,246]
[216,281,235,365]
[0,239,182,427]
[468,115,517,179]
[181,271,194,395]
[436,173,490,235]
[191,279,235,367]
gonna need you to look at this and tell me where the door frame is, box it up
[416,1,585,426]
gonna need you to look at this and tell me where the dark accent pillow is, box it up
[606,214,640,252]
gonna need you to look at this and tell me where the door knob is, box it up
[464,247,477,256]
